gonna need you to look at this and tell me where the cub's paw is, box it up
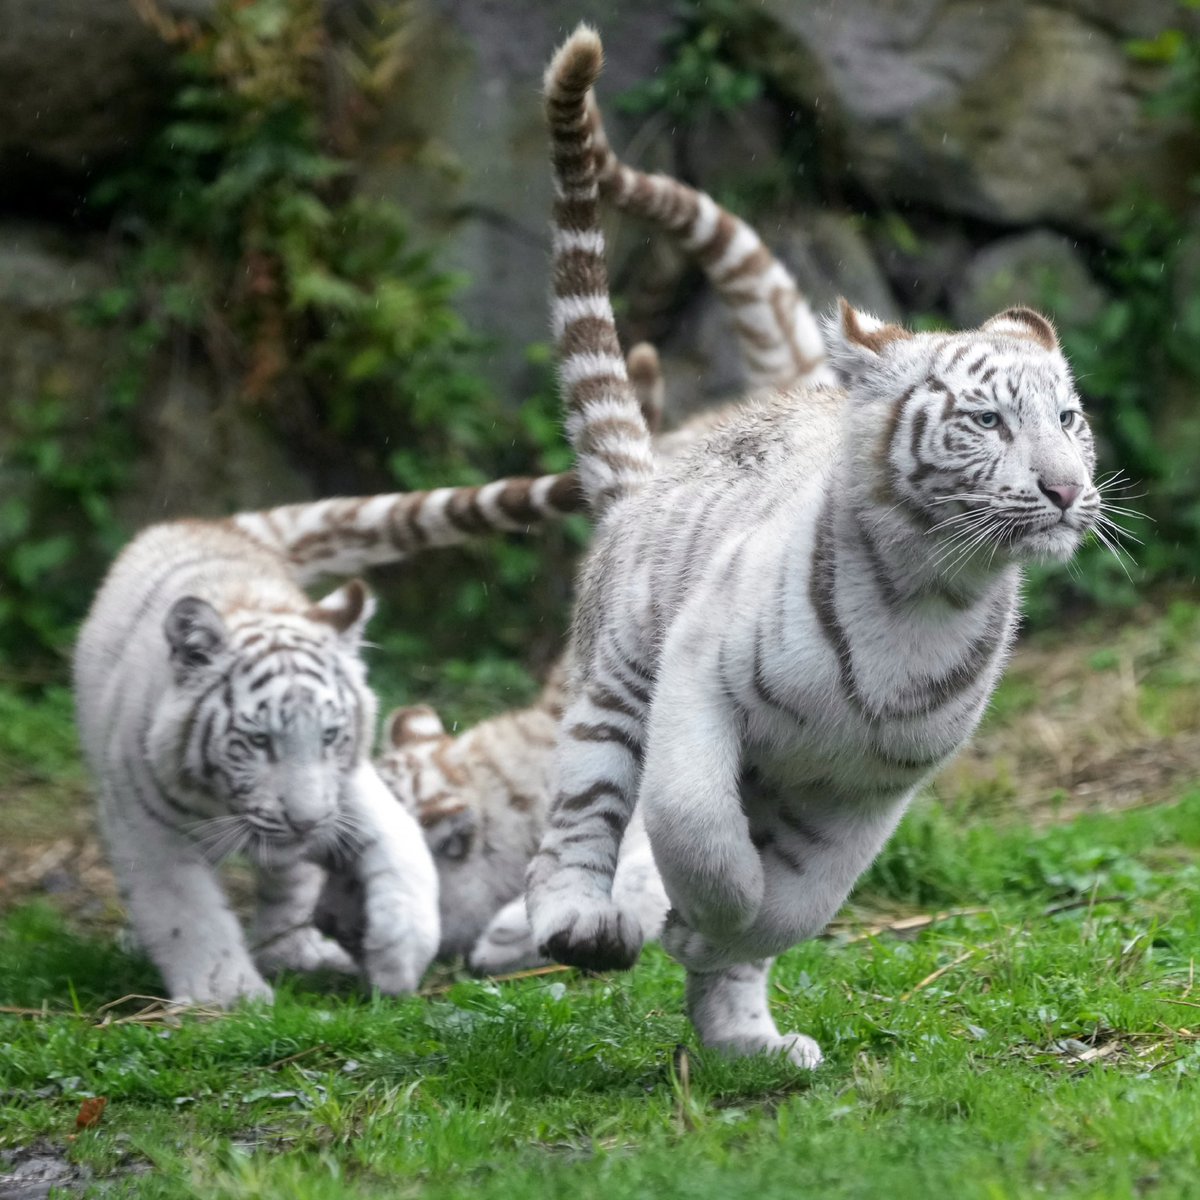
[468,901,547,976]
[707,1033,823,1071]
[534,898,644,972]
[255,926,359,977]
[660,909,736,972]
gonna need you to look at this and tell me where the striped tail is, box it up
[229,472,583,586]
[585,93,833,392]
[545,27,654,518]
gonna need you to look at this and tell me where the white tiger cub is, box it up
[73,470,581,1006]
[526,28,1101,1069]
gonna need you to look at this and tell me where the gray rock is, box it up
[951,230,1107,330]
[0,1,214,181]
[748,0,1197,231]
[357,0,678,399]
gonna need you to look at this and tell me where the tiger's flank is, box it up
[526,26,1102,1070]
[73,469,579,1006]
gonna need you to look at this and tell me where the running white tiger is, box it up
[314,124,840,976]
[526,27,1101,1069]
[73,470,581,1006]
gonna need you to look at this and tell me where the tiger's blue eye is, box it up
[1059,410,1078,430]
[972,411,1000,430]
[248,732,270,750]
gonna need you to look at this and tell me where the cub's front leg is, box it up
[640,645,762,941]
[338,763,440,994]
[251,858,357,978]
[103,787,271,1006]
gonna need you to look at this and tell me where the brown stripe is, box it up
[694,211,738,269]
[560,314,620,360]
[567,721,643,762]
[555,779,627,815]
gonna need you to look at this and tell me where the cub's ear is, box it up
[311,578,375,643]
[164,596,227,676]
[827,298,913,381]
[385,705,445,748]
[981,306,1059,351]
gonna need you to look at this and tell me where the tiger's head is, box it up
[152,579,377,860]
[375,706,476,863]
[830,301,1099,567]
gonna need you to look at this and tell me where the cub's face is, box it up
[160,581,375,860]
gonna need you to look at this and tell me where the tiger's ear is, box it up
[827,298,913,382]
[164,596,227,677]
[981,306,1059,351]
[385,705,445,747]
[311,578,375,643]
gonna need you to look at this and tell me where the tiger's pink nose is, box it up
[1038,481,1081,511]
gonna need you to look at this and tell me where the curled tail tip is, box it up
[544,25,603,99]
[628,342,664,433]
[627,341,661,386]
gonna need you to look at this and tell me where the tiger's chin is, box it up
[1013,523,1086,563]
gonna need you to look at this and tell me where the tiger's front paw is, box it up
[363,930,437,996]
[533,897,644,972]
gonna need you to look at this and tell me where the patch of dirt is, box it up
[939,599,1200,823]
[0,1140,150,1199]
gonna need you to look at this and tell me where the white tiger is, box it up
[73,470,581,1006]
[525,28,1101,1069]
[314,110,841,976]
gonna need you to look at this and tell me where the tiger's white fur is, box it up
[526,28,1101,1069]
[73,470,581,1006]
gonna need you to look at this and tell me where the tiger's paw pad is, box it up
[536,900,644,973]
[709,1033,823,1070]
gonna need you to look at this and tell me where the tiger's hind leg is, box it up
[251,858,358,978]
[525,668,649,972]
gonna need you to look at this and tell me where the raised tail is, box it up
[545,27,654,518]
[229,471,583,586]
[586,93,833,392]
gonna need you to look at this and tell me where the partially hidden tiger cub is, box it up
[526,28,1100,1069]
[73,470,580,1006]
[314,103,839,975]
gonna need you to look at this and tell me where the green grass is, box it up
[5,790,1200,1198]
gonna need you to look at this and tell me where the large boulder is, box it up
[357,0,678,398]
[0,1,214,186]
[951,230,1107,330]
[745,0,1200,231]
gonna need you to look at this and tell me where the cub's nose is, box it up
[284,813,319,836]
[1038,481,1081,511]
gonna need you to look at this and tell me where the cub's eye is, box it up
[247,732,270,750]
[322,727,341,747]
[1059,410,1078,430]
[971,411,1000,430]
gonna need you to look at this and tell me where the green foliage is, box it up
[0,0,573,684]
[618,1,762,119]
[7,789,1200,1196]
